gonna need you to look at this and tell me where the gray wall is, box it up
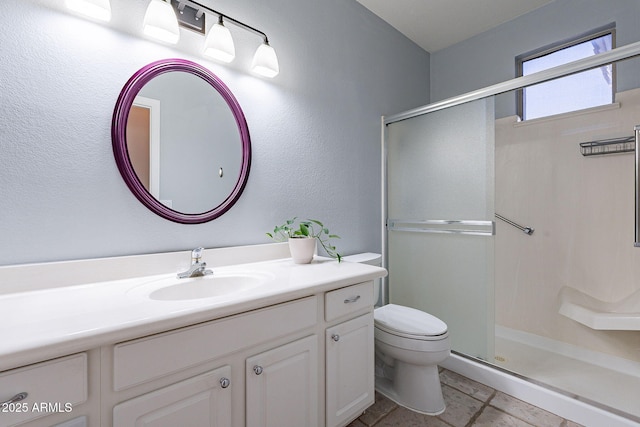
[0,0,429,266]
[430,0,640,116]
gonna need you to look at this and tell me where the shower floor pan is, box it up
[493,329,640,420]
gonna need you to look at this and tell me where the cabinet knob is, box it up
[219,377,230,389]
[331,334,340,342]
[344,295,361,304]
[253,365,263,375]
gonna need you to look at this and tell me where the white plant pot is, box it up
[288,237,316,264]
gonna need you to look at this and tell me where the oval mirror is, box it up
[112,58,251,224]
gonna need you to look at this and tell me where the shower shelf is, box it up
[558,286,640,330]
[579,136,634,156]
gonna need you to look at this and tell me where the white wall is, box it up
[0,0,429,266]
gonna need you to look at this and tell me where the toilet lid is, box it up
[374,304,447,337]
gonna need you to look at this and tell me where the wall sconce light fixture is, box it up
[65,0,279,78]
[203,16,235,63]
[144,0,279,78]
[143,0,180,44]
[251,42,279,78]
[65,0,112,22]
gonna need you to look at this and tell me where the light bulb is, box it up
[203,21,236,63]
[143,0,180,44]
[251,42,279,78]
[65,0,112,22]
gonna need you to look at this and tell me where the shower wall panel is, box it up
[495,87,640,362]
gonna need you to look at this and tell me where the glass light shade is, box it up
[203,23,236,63]
[251,43,279,78]
[65,0,111,22]
[143,0,180,44]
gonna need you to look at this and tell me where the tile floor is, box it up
[347,369,584,427]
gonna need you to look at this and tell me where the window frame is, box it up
[516,26,616,120]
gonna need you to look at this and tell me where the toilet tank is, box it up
[342,253,382,306]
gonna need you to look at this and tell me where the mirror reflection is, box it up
[126,71,242,214]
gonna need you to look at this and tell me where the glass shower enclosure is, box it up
[385,98,495,361]
[382,43,640,422]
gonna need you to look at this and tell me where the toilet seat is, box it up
[374,304,448,341]
[375,326,450,352]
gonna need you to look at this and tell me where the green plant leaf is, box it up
[266,217,342,262]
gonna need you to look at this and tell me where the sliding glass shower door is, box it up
[385,98,495,360]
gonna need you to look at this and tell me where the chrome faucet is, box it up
[177,247,213,279]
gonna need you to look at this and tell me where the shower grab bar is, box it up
[495,213,534,235]
[387,219,495,236]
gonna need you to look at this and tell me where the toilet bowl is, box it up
[374,304,450,415]
[343,253,451,416]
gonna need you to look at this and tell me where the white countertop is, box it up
[0,257,386,372]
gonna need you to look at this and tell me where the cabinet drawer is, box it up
[114,296,317,391]
[325,282,373,322]
[0,353,87,427]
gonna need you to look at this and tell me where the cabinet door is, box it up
[326,313,374,427]
[246,335,318,427]
[113,365,232,427]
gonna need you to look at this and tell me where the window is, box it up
[517,28,615,120]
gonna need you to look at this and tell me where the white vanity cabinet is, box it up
[107,282,375,427]
[324,282,375,427]
[1,264,383,427]
[108,296,319,427]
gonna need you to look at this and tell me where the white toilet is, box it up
[344,253,451,415]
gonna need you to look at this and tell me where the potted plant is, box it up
[267,217,342,264]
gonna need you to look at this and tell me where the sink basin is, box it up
[130,271,273,301]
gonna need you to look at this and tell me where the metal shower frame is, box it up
[380,40,640,306]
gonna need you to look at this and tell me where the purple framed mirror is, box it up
[112,58,251,224]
